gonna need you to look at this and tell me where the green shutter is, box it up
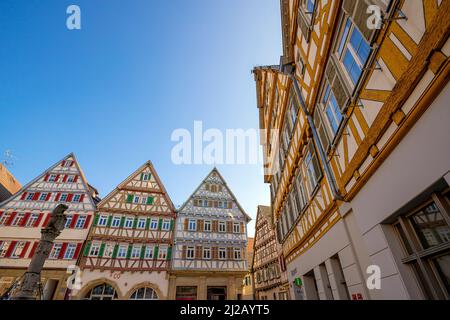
[140,173,144,181]
[158,218,162,230]
[112,244,119,258]
[126,194,134,203]
[99,243,105,257]
[120,216,125,227]
[94,214,100,226]
[126,245,132,259]
[170,219,174,231]
[154,246,159,260]
[147,197,154,205]
[83,242,91,257]
[132,217,138,229]
[167,246,172,260]
[140,245,146,259]
[145,217,151,230]
[107,215,113,227]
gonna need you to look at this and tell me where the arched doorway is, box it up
[129,287,159,300]
[85,283,118,300]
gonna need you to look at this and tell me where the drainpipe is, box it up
[277,65,345,201]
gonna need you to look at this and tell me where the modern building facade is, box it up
[253,0,449,300]
[168,168,251,300]
[71,161,176,300]
[252,205,289,300]
[0,153,99,299]
[0,163,21,203]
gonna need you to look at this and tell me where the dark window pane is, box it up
[433,253,450,295]
[395,224,413,255]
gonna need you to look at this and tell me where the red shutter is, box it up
[20,192,28,200]
[5,241,17,258]
[44,174,50,182]
[55,193,61,202]
[42,214,51,227]
[45,193,52,201]
[62,175,68,183]
[84,215,92,229]
[58,243,68,259]
[5,212,17,226]
[61,160,66,167]
[67,194,74,202]
[73,243,82,259]
[70,161,75,167]
[73,175,79,183]
[55,175,60,182]
[34,213,43,227]
[32,193,41,201]
[79,194,85,203]
[20,242,31,258]
[69,214,79,229]
[0,212,2,221]
[20,212,31,227]
[28,242,38,258]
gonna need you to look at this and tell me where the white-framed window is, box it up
[150,218,158,230]
[12,213,25,226]
[64,160,73,167]
[219,247,226,260]
[233,222,240,233]
[111,216,121,227]
[134,196,140,204]
[65,214,73,228]
[218,221,226,233]
[64,244,77,259]
[75,215,87,229]
[124,217,134,228]
[98,215,108,226]
[337,16,371,86]
[67,175,75,182]
[203,247,211,260]
[49,243,62,259]
[26,213,39,227]
[188,219,196,231]
[0,212,11,225]
[39,193,48,201]
[158,247,168,259]
[233,248,241,260]
[131,245,141,259]
[89,243,101,257]
[304,144,322,192]
[144,246,154,259]
[204,220,211,232]
[186,246,195,259]
[321,82,343,136]
[48,174,57,182]
[60,194,68,202]
[142,173,151,181]
[73,194,81,202]
[117,245,127,258]
[162,219,170,230]
[137,218,146,229]
[11,242,26,258]
[26,193,34,201]
[141,197,147,205]
[103,244,113,258]
[0,242,11,257]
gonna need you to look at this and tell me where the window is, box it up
[117,245,127,258]
[103,244,113,258]
[162,219,170,231]
[219,221,226,233]
[111,216,121,227]
[186,247,195,259]
[141,197,147,205]
[134,196,140,204]
[141,173,151,181]
[26,193,34,201]
[39,193,48,201]
[233,222,240,233]
[26,213,39,227]
[98,215,107,226]
[393,193,450,299]
[64,244,77,259]
[150,218,158,230]
[12,213,25,226]
[65,215,73,228]
[321,82,343,135]
[204,220,211,232]
[89,243,100,257]
[233,248,242,260]
[48,175,57,182]
[137,218,146,229]
[124,217,134,228]
[67,175,75,182]
[85,284,117,300]
[304,143,322,193]
[203,247,211,260]
[338,17,371,85]
[0,213,11,225]
[60,194,68,202]
[188,219,197,231]
[130,287,158,300]
[131,245,141,259]
[73,194,81,202]
[144,246,154,259]
[75,215,87,229]
[158,247,168,260]
[219,247,226,260]
[49,243,62,259]
[11,242,26,258]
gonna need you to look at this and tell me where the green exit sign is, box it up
[294,278,302,286]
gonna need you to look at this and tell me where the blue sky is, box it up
[0,0,282,236]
